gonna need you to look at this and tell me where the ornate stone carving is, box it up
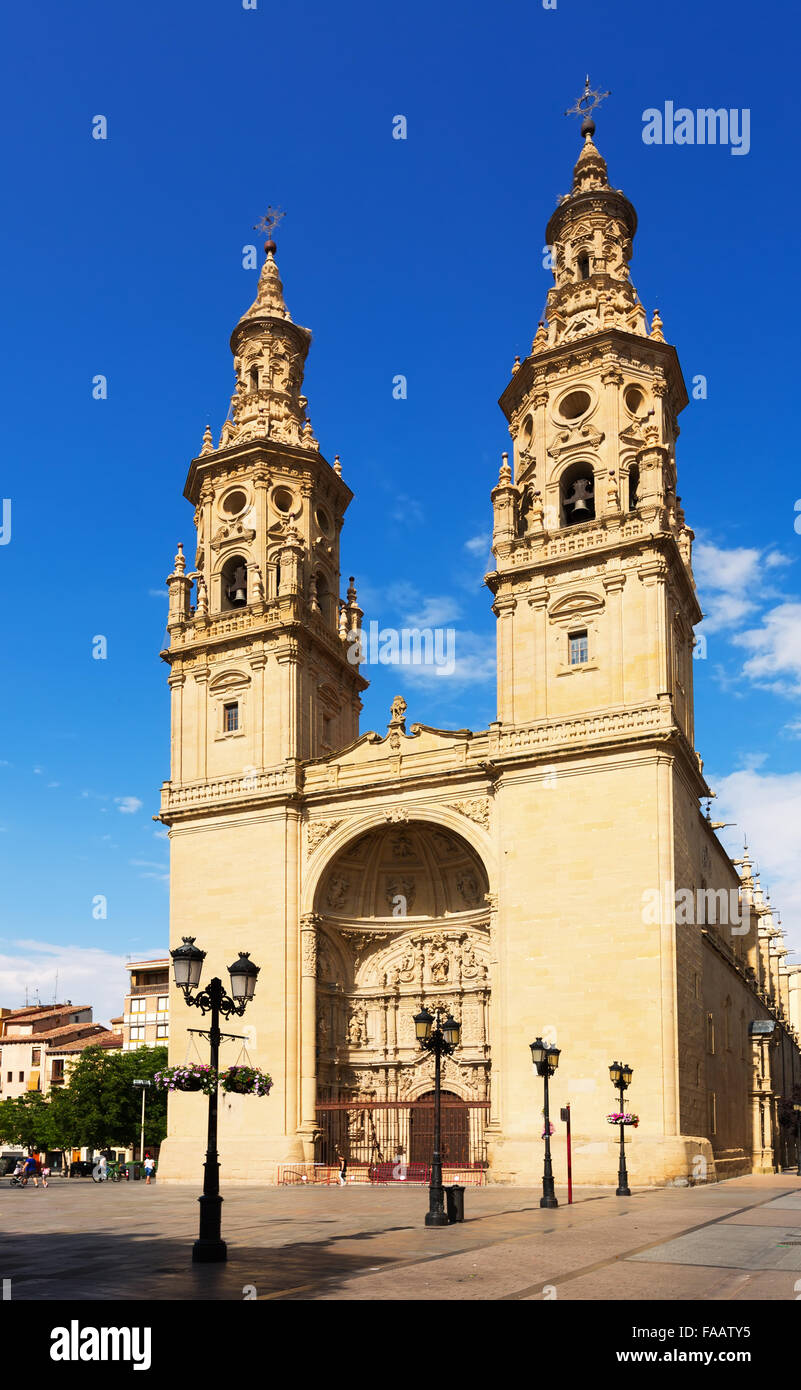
[456,872,482,907]
[326,875,349,911]
[307,818,344,852]
[450,797,490,830]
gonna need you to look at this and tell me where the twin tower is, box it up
[156,116,781,1188]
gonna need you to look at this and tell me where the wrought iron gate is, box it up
[315,1094,488,1169]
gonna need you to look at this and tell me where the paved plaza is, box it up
[3,1172,801,1301]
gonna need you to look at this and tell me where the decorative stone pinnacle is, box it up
[173,542,186,574]
[201,424,214,454]
[333,454,342,476]
[650,308,665,341]
[499,453,512,485]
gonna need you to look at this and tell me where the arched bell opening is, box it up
[220,553,249,610]
[560,460,596,527]
[311,820,492,1170]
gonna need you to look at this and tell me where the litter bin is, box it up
[445,1184,465,1224]
[132,1162,141,1181]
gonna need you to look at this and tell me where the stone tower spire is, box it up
[539,115,647,351]
[488,94,702,749]
[219,236,317,453]
[160,229,367,778]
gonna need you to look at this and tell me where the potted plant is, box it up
[219,1064,273,1097]
[606,1111,639,1127]
[153,1063,217,1096]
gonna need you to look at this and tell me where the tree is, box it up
[0,1092,54,1151]
[61,1045,168,1151]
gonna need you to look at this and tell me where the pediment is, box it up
[208,668,251,692]
[549,590,605,621]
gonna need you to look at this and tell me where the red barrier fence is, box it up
[277,1162,486,1187]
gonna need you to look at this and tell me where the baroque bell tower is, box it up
[163,229,367,786]
[488,95,701,740]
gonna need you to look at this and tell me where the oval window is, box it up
[519,415,534,449]
[559,389,592,421]
[624,385,646,417]
[273,487,294,514]
[221,488,247,517]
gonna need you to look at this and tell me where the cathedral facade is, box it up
[156,116,801,1187]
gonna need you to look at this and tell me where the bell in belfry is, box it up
[226,564,248,607]
[564,475,594,524]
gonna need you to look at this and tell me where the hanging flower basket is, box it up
[154,1064,217,1096]
[219,1065,273,1097]
[607,1112,639,1127]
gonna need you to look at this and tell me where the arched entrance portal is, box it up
[312,819,491,1171]
[409,1090,470,1166]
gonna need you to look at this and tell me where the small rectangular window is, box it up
[6,1071,11,1083]
[32,1049,41,1065]
[129,1026,144,1041]
[156,1024,169,1039]
[224,702,239,733]
[568,630,589,666]
[18,1072,24,1083]
[130,998,146,1014]
[157,997,169,1013]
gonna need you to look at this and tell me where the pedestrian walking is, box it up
[337,1151,348,1186]
[41,1163,50,1189]
[144,1153,155,1185]
[23,1154,39,1188]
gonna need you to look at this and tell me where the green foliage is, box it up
[0,1046,169,1153]
[0,1092,53,1149]
[61,1045,168,1149]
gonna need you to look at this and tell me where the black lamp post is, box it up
[609,1060,634,1196]
[794,1103,801,1177]
[530,1037,561,1209]
[414,1006,461,1227]
[170,936,260,1263]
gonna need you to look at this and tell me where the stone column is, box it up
[168,673,185,784]
[493,596,517,724]
[485,896,502,1133]
[529,586,549,720]
[193,667,210,781]
[602,571,626,706]
[299,912,320,1150]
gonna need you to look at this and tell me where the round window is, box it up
[273,487,294,514]
[624,385,646,417]
[559,389,592,421]
[519,415,534,449]
[315,506,332,535]
[221,488,247,517]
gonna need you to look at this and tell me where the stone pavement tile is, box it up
[3,1175,800,1302]
[629,1225,801,1272]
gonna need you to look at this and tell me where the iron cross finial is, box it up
[564,76,611,121]
[254,206,286,240]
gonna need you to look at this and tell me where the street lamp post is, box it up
[793,1102,801,1177]
[609,1060,634,1196]
[530,1037,561,1209]
[170,936,260,1263]
[132,1079,151,1162]
[413,1006,461,1227]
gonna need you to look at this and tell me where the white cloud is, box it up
[712,769,801,952]
[0,941,131,1026]
[148,589,168,599]
[464,533,491,557]
[115,796,143,815]
[733,602,801,696]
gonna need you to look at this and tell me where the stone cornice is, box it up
[498,329,687,421]
[183,437,353,509]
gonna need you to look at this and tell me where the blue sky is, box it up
[1,0,800,1019]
